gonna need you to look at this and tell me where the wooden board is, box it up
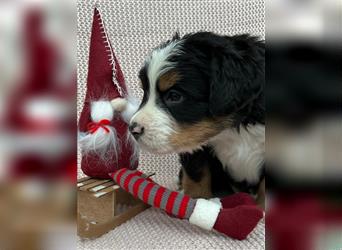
[77,176,150,239]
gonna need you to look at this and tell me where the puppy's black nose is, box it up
[129,122,144,139]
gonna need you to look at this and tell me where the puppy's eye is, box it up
[164,90,183,104]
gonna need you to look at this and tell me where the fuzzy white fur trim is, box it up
[79,126,119,156]
[209,198,223,208]
[189,199,221,231]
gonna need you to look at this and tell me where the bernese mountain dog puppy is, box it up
[129,32,265,204]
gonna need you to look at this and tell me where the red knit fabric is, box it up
[215,193,264,239]
[213,205,264,240]
[220,192,257,208]
[132,178,145,197]
[154,187,166,207]
[165,192,178,215]
[123,173,136,191]
[78,8,138,178]
[111,168,194,219]
[178,195,190,218]
[142,183,154,203]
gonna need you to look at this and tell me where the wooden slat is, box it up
[89,181,114,192]
[80,179,112,191]
[77,178,98,188]
[77,176,91,183]
[93,185,120,198]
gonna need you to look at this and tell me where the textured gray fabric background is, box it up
[77,0,265,249]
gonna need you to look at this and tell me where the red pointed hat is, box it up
[78,7,138,178]
[83,7,126,102]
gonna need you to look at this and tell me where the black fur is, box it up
[165,32,265,128]
[171,32,265,193]
[138,32,265,195]
[138,66,150,108]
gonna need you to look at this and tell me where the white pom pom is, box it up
[91,101,113,122]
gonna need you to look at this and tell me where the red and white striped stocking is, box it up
[110,168,263,240]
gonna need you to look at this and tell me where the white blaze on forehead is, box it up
[130,40,182,123]
[129,41,182,153]
[146,40,183,95]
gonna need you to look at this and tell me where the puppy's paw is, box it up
[111,98,127,112]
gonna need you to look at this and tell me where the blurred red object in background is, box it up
[267,193,342,250]
[4,8,76,182]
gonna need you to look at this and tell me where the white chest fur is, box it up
[209,124,265,184]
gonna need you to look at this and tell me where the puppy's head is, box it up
[130,32,264,153]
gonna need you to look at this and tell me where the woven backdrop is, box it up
[77,0,265,249]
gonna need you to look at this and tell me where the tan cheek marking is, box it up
[158,71,180,92]
[169,119,230,149]
[181,167,212,199]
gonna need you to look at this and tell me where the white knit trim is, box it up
[189,199,221,231]
[95,6,124,97]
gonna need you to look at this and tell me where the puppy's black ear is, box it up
[208,36,264,117]
[209,54,242,116]
[172,31,180,40]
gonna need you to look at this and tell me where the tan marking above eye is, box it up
[158,71,180,92]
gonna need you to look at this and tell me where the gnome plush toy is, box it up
[78,7,139,178]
